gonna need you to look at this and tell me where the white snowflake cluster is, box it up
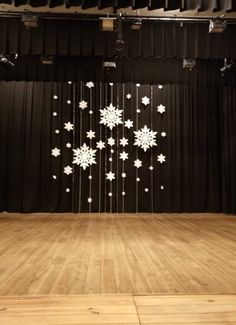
[72,143,97,170]
[100,103,123,130]
[134,125,157,152]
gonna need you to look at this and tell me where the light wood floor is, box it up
[0,294,236,324]
[0,213,236,295]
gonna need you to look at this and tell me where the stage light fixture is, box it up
[209,19,226,33]
[131,19,142,30]
[220,58,235,76]
[40,55,54,65]
[21,14,38,29]
[183,58,196,71]
[0,54,17,69]
[103,61,116,69]
[99,17,116,31]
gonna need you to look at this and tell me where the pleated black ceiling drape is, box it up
[1,18,236,59]
[1,0,236,11]
[0,80,235,213]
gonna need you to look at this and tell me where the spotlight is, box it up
[21,14,38,29]
[220,58,235,76]
[183,58,196,71]
[209,19,226,33]
[40,55,54,65]
[116,14,124,52]
[131,19,142,30]
[0,54,17,69]
[99,17,116,32]
[103,61,116,69]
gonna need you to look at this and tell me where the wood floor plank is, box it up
[0,213,236,295]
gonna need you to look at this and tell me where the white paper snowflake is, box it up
[100,103,123,130]
[86,81,94,89]
[64,165,73,175]
[119,151,128,161]
[134,125,157,152]
[51,148,60,157]
[79,100,88,110]
[72,143,97,170]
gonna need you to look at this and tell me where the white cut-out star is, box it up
[86,81,94,88]
[64,165,73,175]
[119,137,128,147]
[157,154,166,164]
[106,171,115,181]
[86,130,96,139]
[51,148,60,157]
[96,140,105,150]
[108,137,115,146]
[134,159,142,168]
[109,82,113,86]
[124,119,133,129]
[142,96,150,106]
[79,100,88,109]
[157,104,166,114]
[126,93,131,99]
[88,197,92,203]
[119,151,128,161]
[161,132,166,137]
[66,143,72,148]
[121,172,126,178]
[64,122,74,131]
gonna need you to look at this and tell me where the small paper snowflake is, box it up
[72,143,97,170]
[100,103,123,130]
[134,125,157,152]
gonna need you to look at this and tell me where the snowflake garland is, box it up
[72,143,97,170]
[134,125,157,152]
[100,103,123,130]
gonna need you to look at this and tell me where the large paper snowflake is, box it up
[134,125,157,152]
[72,143,97,170]
[100,103,123,130]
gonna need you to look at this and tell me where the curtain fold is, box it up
[0,81,235,213]
[1,18,236,59]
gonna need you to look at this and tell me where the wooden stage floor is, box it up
[1,212,236,324]
[0,212,236,296]
[1,294,236,324]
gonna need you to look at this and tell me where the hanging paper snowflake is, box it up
[134,125,157,152]
[72,143,97,170]
[100,103,123,130]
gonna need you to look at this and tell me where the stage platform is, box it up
[0,213,235,296]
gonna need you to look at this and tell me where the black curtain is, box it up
[2,56,235,86]
[0,80,235,213]
[1,18,236,59]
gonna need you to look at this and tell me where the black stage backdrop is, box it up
[1,18,236,59]
[0,81,235,213]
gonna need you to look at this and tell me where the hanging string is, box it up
[104,84,108,212]
[150,85,154,213]
[98,82,102,213]
[135,85,139,213]
[78,81,83,213]
[72,82,76,212]
[122,83,125,213]
[89,85,93,213]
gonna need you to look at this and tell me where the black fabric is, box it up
[1,18,236,59]
[0,0,235,10]
[0,81,235,213]
[1,56,235,86]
